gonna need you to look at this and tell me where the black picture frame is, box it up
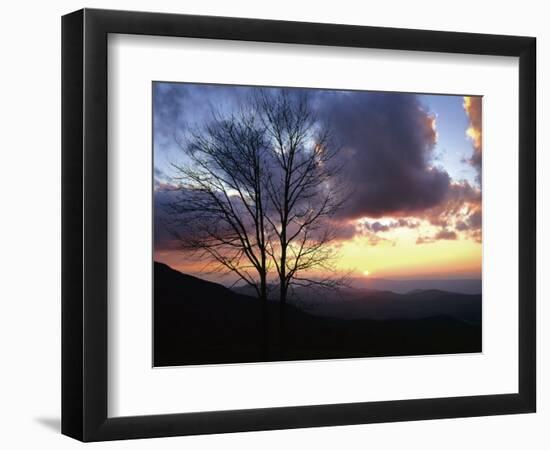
[62,8,536,442]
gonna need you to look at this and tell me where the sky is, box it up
[153,82,482,281]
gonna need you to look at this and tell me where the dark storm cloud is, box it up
[153,82,190,152]
[315,91,451,219]
[154,183,267,251]
[153,187,181,251]
[329,220,358,241]
[467,210,482,229]
[452,207,482,243]
[454,213,481,242]
[155,86,453,222]
[153,84,483,247]
[153,82,257,154]
[423,181,481,228]
[455,221,469,231]
[154,185,220,251]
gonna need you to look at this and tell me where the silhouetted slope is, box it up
[154,262,481,366]
[154,262,267,365]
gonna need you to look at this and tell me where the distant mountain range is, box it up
[304,287,481,323]
[350,277,482,295]
[232,276,481,298]
[231,283,481,323]
[154,262,481,367]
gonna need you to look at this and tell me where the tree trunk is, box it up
[259,272,269,359]
[279,277,287,356]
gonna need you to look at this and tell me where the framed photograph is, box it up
[62,8,536,441]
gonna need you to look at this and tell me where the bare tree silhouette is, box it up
[255,90,347,337]
[167,109,271,304]
[166,89,347,347]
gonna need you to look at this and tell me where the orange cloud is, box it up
[463,96,482,181]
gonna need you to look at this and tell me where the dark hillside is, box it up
[154,262,481,366]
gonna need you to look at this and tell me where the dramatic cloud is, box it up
[154,85,483,254]
[153,82,256,154]
[327,216,421,244]
[329,220,360,241]
[416,229,456,245]
[154,167,177,191]
[153,187,181,251]
[424,181,480,222]
[367,221,390,233]
[361,219,419,233]
[415,181,481,244]
[315,92,451,219]
[153,83,190,152]
[463,96,482,183]
[435,228,458,240]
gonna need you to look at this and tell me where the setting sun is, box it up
[363,270,370,277]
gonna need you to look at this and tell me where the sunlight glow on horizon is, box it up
[155,226,482,282]
[335,229,481,279]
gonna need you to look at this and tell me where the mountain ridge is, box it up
[153,261,482,366]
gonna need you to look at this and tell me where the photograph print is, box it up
[153,82,482,367]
